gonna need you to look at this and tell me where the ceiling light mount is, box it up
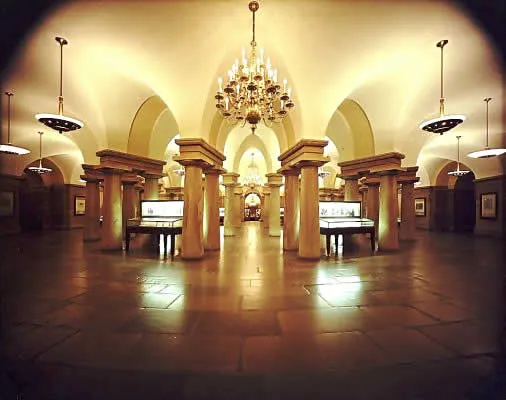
[27,131,52,174]
[0,91,31,155]
[448,135,469,177]
[420,39,465,135]
[467,97,506,158]
[35,36,84,134]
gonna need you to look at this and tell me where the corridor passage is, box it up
[0,224,505,399]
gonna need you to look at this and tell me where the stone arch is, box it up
[232,136,273,174]
[435,161,475,188]
[127,95,178,159]
[326,99,375,163]
[211,114,293,154]
[23,158,64,186]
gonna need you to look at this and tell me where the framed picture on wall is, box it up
[0,191,14,217]
[480,192,497,219]
[74,196,86,216]
[414,198,426,217]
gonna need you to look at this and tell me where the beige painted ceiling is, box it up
[0,0,504,185]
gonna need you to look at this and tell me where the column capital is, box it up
[121,172,140,184]
[397,166,420,184]
[233,186,243,195]
[266,172,283,187]
[338,152,405,176]
[81,164,104,182]
[96,166,130,175]
[279,167,300,177]
[376,168,403,177]
[175,138,225,171]
[96,149,166,175]
[204,166,226,176]
[278,139,329,170]
[222,172,240,186]
[359,185,368,193]
[339,173,361,181]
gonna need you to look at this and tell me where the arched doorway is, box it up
[244,192,262,221]
[453,172,476,233]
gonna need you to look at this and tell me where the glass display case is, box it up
[319,201,375,255]
[126,200,184,257]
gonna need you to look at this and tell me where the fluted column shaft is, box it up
[233,186,243,227]
[101,170,123,250]
[282,170,300,250]
[366,183,380,234]
[144,176,160,200]
[299,164,320,259]
[204,169,221,250]
[122,182,136,238]
[378,171,399,251]
[223,184,236,236]
[344,176,360,201]
[181,164,204,259]
[267,173,283,237]
[399,182,416,241]
[84,180,101,242]
[263,189,270,229]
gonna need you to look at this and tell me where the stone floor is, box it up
[0,223,505,399]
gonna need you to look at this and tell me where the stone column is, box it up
[204,168,222,250]
[100,168,124,250]
[366,181,380,234]
[266,173,283,237]
[299,162,320,259]
[343,175,361,201]
[122,173,138,239]
[222,173,239,237]
[262,186,270,229]
[83,178,101,242]
[282,168,300,250]
[143,174,162,200]
[359,185,368,218]
[181,162,205,259]
[378,170,400,251]
[399,181,417,241]
[233,185,243,228]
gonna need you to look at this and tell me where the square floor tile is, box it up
[360,305,439,326]
[419,321,501,356]
[278,307,384,334]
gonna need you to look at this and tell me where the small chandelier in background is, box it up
[243,152,262,187]
[215,1,295,134]
[0,91,30,155]
[27,131,52,174]
[35,37,84,134]
[467,97,506,158]
[419,40,465,135]
[448,135,469,177]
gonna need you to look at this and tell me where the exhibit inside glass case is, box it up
[319,201,375,255]
[126,200,184,257]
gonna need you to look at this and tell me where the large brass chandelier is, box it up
[215,1,295,134]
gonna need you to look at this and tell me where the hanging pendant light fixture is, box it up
[420,40,465,135]
[215,1,295,135]
[0,92,30,155]
[448,135,469,177]
[27,131,52,174]
[467,97,506,158]
[35,37,84,133]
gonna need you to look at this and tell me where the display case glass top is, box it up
[141,200,183,218]
[319,201,361,218]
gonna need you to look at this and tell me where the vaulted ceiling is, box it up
[0,0,504,186]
